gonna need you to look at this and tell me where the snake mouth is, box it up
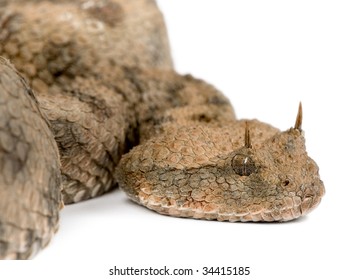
[299,180,325,216]
[300,191,325,217]
[129,176,326,223]
[250,184,325,222]
[134,189,325,223]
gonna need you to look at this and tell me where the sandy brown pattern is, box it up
[0,58,62,259]
[0,0,325,260]
[117,120,324,222]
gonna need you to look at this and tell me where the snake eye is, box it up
[232,154,257,176]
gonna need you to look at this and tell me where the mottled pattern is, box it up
[0,0,172,93]
[0,0,176,204]
[38,79,127,203]
[0,0,325,260]
[117,120,325,222]
[0,58,62,259]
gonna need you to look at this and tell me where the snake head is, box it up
[229,103,325,221]
[118,103,325,222]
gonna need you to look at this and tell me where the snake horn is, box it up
[245,121,252,148]
[294,102,303,130]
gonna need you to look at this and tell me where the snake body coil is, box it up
[0,0,325,259]
[0,58,62,259]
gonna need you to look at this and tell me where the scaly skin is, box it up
[39,68,236,203]
[0,0,173,92]
[0,0,236,204]
[0,58,62,259]
[0,0,325,260]
[0,0,176,203]
[117,119,325,222]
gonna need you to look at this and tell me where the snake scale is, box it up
[0,0,325,259]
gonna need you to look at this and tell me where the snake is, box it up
[0,0,325,259]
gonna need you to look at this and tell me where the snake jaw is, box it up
[299,177,325,217]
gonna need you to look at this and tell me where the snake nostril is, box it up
[282,180,290,186]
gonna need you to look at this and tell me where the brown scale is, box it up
[0,0,325,260]
[0,0,236,205]
[0,58,62,259]
[117,106,325,222]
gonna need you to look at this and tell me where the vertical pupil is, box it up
[232,154,256,176]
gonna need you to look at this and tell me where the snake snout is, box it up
[300,181,325,216]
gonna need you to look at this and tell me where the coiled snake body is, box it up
[0,0,325,259]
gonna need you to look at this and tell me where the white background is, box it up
[2,1,358,279]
